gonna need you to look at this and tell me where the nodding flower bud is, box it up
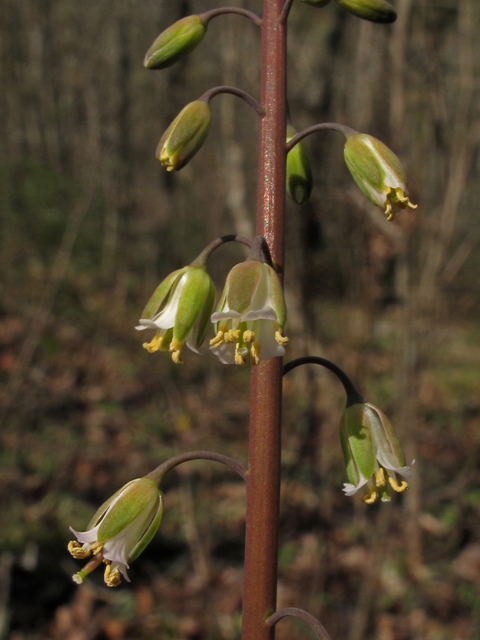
[210,259,288,366]
[68,478,163,587]
[301,0,332,7]
[136,265,216,364]
[335,0,397,24]
[286,125,313,205]
[156,100,211,171]
[144,15,207,70]
[340,403,414,505]
[344,133,417,221]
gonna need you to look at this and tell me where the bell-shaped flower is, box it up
[136,265,216,363]
[344,133,417,220]
[156,100,211,171]
[68,478,163,587]
[335,0,397,23]
[210,256,288,366]
[144,15,207,70]
[340,402,413,504]
[286,124,313,205]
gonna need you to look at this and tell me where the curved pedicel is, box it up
[266,607,333,640]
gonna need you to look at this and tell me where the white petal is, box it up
[342,473,369,496]
[242,306,278,322]
[70,524,101,545]
[253,320,285,361]
[152,274,187,330]
[112,561,130,582]
[135,319,158,331]
[395,459,415,478]
[211,310,242,322]
[209,343,236,365]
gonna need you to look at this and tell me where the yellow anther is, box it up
[90,541,105,556]
[250,342,260,365]
[275,331,289,345]
[104,563,122,588]
[375,467,386,487]
[243,330,255,343]
[388,477,408,493]
[169,338,183,364]
[362,486,378,504]
[224,329,241,344]
[234,352,246,366]
[210,331,225,347]
[385,201,394,221]
[68,541,90,560]
[143,334,164,353]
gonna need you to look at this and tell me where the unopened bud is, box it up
[286,125,313,205]
[335,0,397,24]
[144,15,206,70]
[156,100,211,171]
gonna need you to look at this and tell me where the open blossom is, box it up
[210,260,288,365]
[344,133,417,221]
[68,478,163,587]
[136,265,215,363]
[340,402,413,504]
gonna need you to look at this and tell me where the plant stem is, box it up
[146,450,246,485]
[242,1,286,639]
[286,122,357,152]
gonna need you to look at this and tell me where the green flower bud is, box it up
[210,260,288,366]
[340,402,413,504]
[68,478,163,586]
[335,0,397,24]
[156,100,211,171]
[286,125,313,205]
[136,265,216,364]
[301,0,332,7]
[344,133,417,220]
[144,15,206,70]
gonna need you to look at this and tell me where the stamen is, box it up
[362,486,378,504]
[224,329,241,344]
[210,331,225,347]
[384,201,394,221]
[104,563,122,588]
[275,331,289,345]
[388,477,408,493]
[234,343,246,366]
[243,330,255,343]
[250,342,260,365]
[169,337,183,364]
[143,334,164,353]
[68,541,91,560]
[374,467,386,487]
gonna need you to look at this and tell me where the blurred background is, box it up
[1,0,480,638]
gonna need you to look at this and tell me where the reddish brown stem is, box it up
[242,1,286,639]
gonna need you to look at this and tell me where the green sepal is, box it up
[226,261,262,315]
[343,403,376,480]
[97,478,159,542]
[129,493,164,561]
[193,278,216,348]
[266,265,287,330]
[286,125,313,205]
[173,267,214,343]
[366,403,406,469]
[340,413,360,486]
[335,0,397,23]
[141,268,187,320]
[87,479,137,530]
[144,16,206,70]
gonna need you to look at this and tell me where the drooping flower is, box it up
[68,478,163,586]
[144,15,207,70]
[136,265,216,363]
[156,100,211,171]
[210,253,288,365]
[340,402,413,504]
[344,133,417,221]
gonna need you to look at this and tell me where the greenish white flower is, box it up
[156,100,211,171]
[344,133,417,221]
[144,15,206,70]
[68,478,163,587]
[210,261,288,365]
[335,0,397,23]
[340,402,413,504]
[136,265,216,363]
